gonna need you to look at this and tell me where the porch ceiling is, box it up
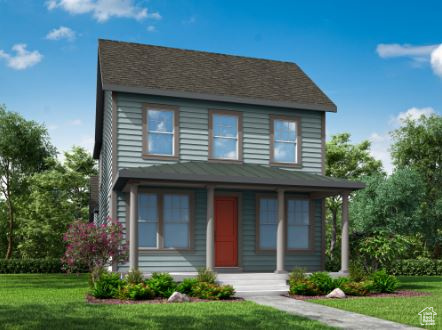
[112,162,364,192]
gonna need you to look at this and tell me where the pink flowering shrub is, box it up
[62,218,128,272]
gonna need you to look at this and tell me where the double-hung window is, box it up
[287,199,310,249]
[210,111,242,161]
[258,198,278,249]
[137,192,192,249]
[271,116,300,165]
[144,105,178,158]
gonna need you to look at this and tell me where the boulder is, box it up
[167,292,191,303]
[326,288,346,299]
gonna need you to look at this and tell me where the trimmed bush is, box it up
[370,270,399,293]
[119,283,155,300]
[341,281,371,296]
[146,272,177,298]
[196,267,217,284]
[0,258,63,273]
[386,258,442,276]
[91,271,123,298]
[125,269,144,285]
[308,272,335,294]
[191,282,235,300]
[289,278,321,296]
[176,278,199,295]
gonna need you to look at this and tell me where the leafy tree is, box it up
[325,133,383,258]
[0,105,55,258]
[391,115,442,257]
[16,147,97,258]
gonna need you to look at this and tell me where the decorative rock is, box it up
[167,291,191,303]
[326,288,346,299]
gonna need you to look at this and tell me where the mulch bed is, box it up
[86,294,243,305]
[286,290,430,301]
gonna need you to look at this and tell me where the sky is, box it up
[0,0,441,173]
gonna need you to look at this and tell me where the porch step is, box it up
[217,273,289,297]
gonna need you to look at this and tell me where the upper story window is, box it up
[270,116,300,166]
[209,110,242,161]
[143,104,179,159]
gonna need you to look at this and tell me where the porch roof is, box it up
[113,162,364,192]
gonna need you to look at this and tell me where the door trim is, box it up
[214,195,240,267]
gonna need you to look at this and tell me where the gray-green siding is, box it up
[115,93,323,173]
[98,91,113,224]
[117,190,323,273]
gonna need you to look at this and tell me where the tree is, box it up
[16,147,97,258]
[325,133,383,258]
[0,105,55,258]
[391,115,442,257]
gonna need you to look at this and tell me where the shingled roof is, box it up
[94,39,336,158]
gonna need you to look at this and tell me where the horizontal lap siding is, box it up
[115,93,322,173]
[98,91,113,224]
[117,189,207,273]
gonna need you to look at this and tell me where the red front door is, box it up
[215,196,238,267]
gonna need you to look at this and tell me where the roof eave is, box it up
[103,83,337,113]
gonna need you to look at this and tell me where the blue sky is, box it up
[0,0,441,172]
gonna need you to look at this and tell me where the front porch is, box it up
[112,162,363,275]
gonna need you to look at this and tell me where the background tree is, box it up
[0,105,55,258]
[16,147,97,258]
[325,133,383,260]
[391,114,442,257]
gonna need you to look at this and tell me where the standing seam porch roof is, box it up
[112,162,364,191]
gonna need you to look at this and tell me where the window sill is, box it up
[255,248,313,254]
[138,247,194,253]
[142,154,179,161]
[208,158,243,164]
[270,161,302,169]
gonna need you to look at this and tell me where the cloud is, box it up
[146,25,156,32]
[46,0,161,22]
[376,43,442,77]
[430,44,442,77]
[369,106,438,174]
[182,16,196,24]
[0,44,43,70]
[68,119,82,126]
[46,26,76,41]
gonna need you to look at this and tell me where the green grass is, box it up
[0,274,331,330]
[309,276,442,329]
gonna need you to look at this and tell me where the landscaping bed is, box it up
[286,290,429,301]
[86,294,243,304]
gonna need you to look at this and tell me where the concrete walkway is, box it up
[246,295,421,330]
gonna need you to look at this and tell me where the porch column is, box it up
[340,192,349,274]
[206,185,215,270]
[129,184,138,270]
[275,188,286,273]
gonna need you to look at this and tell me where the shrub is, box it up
[0,258,62,274]
[341,281,371,296]
[88,266,108,288]
[289,279,321,296]
[333,276,350,289]
[369,270,399,293]
[146,272,177,298]
[126,269,144,285]
[91,271,123,298]
[308,272,335,294]
[62,219,128,273]
[176,278,199,295]
[191,282,235,300]
[289,267,306,282]
[386,258,442,276]
[196,267,217,284]
[119,283,155,300]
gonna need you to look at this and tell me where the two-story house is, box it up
[93,40,363,281]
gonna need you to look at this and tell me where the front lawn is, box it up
[309,276,442,329]
[0,274,331,330]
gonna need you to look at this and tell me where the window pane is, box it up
[148,110,173,132]
[260,224,277,249]
[164,224,189,248]
[274,141,296,163]
[148,133,173,155]
[288,200,309,225]
[139,222,157,247]
[287,226,309,249]
[213,137,237,159]
[213,114,237,137]
[138,194,158,222]
[274,119,296,142]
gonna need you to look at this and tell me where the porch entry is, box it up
[214,196,238,267]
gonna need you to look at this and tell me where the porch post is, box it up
[340,192,349,274]
[129,184,138,270]
[206,185,215,270]
[275,188,286,273]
